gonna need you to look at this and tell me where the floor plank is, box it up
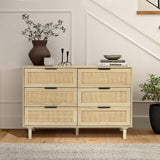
[0,129,160,143]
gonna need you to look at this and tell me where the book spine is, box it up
[100,61,125,63]
[98,62,127,66]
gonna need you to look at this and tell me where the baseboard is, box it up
[0,116,22,129]
[133,116,151,129]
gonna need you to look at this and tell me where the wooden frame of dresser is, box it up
[22,65,132,140]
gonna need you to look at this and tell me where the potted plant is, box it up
[22,14,66,65]
[140,74,160,133]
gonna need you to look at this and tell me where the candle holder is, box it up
[64,51,72,66]
[58,48,65,66]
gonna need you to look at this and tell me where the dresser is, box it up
[23,65,132,139]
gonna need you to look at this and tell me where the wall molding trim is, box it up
[90,0,160,47]
[0,102,22,104]
[133,115,149,118]
[86,12,160,62]
[85,11,88,65]
[133,100,152,103]
[0,9,73,64]
[0,115,22,118]
[0,9,72,13]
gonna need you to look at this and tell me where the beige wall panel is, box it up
[1,0,160,129]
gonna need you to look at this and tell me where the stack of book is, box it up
[98,59,127,66]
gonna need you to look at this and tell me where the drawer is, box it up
[78,107,130,126]
[25,88,77,107]
[25,107,77,126]
[24,69,77,87]
[78,88,130,107]
[78,69,131,87]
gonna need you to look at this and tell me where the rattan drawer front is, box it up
[25,107,77,126]
[78,69,131,87]
[78,88,130,107]
[78,107,130,125]
[25,88,77,106]
[25,69,77,87]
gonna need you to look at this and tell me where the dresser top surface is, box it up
[23,65,132,69]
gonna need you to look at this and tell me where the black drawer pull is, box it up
[98,106,111,109]
[45,68,57,70]
[44,87,57,89]
[98,68,111,70]
[99,87,110,90]
[44,106,57,108]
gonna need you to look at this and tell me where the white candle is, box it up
[44,57,54,66]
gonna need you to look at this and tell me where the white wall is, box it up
[0,0,159,129]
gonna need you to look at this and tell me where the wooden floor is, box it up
[0,129,160,143]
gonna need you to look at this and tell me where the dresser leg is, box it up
[75,128,79,136]
[32,128,36,132]
[28,128,32,139]
[123,129,127,140]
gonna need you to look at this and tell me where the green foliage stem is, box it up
[139,74,160,104]
[22,14,66,41]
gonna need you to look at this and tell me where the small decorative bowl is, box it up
[104,55,121,60]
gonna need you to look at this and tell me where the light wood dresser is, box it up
[23,65,132,139]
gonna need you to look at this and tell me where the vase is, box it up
[150,104,160,134]
[29,40,51,65]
